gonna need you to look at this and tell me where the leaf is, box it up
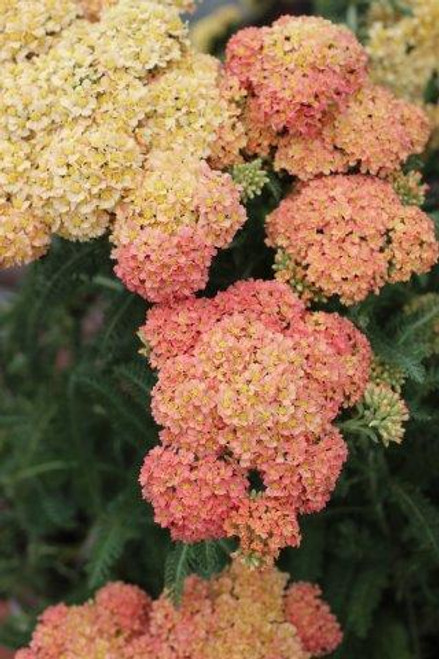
[191,541,226,579]
[98,292,139,360]
[74,372,148,440]
[397,300,439,347]
[115,361,156,407]
[346,565,388,638]
[164,543,192,606]
[391,482,439,560]
[266,172,283,202]
[24,240,105,348]
[86,495,140,588]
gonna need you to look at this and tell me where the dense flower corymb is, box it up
[0,0,193,268]
[111,150,246,303]
[266,174,438,305]
[140,280,371,561]
[226,15,367,136]
[17,559,343,658]
[2,0,240,276]
[15,581,152,659]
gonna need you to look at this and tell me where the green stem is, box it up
[367,451,391,538]
[338,416,377,442]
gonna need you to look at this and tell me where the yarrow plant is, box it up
[139,279,371,562]
[16,558,342,658]
[1,1,439,656]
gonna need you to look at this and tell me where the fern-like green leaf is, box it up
[74,372,148,440]
[391,482,439,560]
[86,496,139,588]
[191,541,226,579]
[164,543,193,606]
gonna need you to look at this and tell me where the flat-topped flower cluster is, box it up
[224,15,430,178]
[139,280,371,561]
[266,174,437,305]
[222,15,437,304]
[16,559,342,658]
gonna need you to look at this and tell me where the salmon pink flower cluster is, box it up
[266,174,438,305]
[226,16,367,136]
[15,581,152,659]
[224,17,430,181]
[285,582,343,657]
[139,280,371,561]
[16,559,342,659]
[216,15,437,306]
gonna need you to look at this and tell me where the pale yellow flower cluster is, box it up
[367,0,439,137]
[1,0,228,268]
[0,0,80,63]
[35,121,144,240]
[138,52,241,160]
[93,0,187,78]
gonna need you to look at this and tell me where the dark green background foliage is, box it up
[1,1,439,657]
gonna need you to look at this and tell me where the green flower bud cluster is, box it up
[363,383,409,447]
[232,159,269,202]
